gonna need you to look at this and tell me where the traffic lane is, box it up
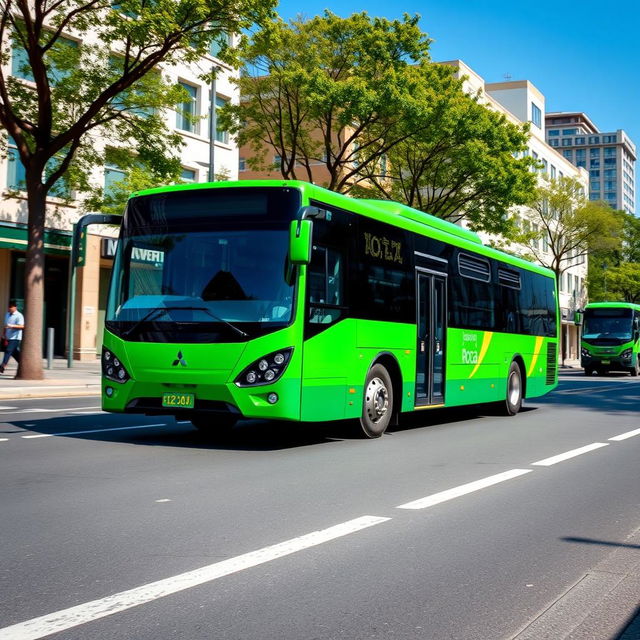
[18,431,640,640]
[1,396,638,629]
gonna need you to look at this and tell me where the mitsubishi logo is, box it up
[172,350,187,367]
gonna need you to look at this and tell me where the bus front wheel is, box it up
[630,360,639,377]
[359,364,394,438]
[502,361,523,416]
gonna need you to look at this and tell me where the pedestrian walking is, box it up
[1,299,24,373]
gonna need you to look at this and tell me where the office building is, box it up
[545,112,636,215]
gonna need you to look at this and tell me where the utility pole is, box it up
[208,65,221,182]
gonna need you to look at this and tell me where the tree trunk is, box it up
[16,184,47,380]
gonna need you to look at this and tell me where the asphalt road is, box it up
[0,372,638,640]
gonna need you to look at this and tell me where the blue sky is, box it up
[272,0,640,212]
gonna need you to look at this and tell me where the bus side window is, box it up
[308,244,343,324]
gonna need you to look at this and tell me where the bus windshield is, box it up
[583,308,633,341]
[106,186,300,342]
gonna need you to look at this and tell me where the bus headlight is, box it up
[235,348,293,387]
[621,348,632,359]
[581,347,591,357]
[102,347,130,384]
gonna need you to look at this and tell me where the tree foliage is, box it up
[601,263,640,303]
[223,11,536,235]
[588,210,640,300]
[511,176,622,279]
[0,0,275,378]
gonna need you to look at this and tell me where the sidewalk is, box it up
[0,357,101,399]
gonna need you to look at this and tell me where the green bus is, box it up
[102,180,559,437]
[581,302,640,376]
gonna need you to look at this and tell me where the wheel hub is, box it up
[366,377,389,422]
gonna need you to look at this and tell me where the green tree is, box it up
[603,263,640,303]
[0,0,275,379]
[223,12,454,192]
[512,177,621,280]
[358,91,536,234]
[588,210,640,300]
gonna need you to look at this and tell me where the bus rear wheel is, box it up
[191,414,238,434]
[359,364,393,438]
[501,361,523,416]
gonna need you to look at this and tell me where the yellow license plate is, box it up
[162,393,195,409]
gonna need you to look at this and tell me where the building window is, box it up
[104,163,127,198]
[209,32,231,58]
[176,82,198,133]
[590,159,600,168]
[603,147,616,158]
[562,138,572,146]
[603,135,617,143]
[6,137,26,190]
[181,168,197,182]
[562,129,576,135]
[575,137,585,145]
[214,95,229,144]
[563,150,573,160]
[590,180,600,191]
[575,149,586,160]
[588,136,600,144]
[11,41,33,81]
[604,181,616,190]
[548,130,559,136]
[549,139,559,147]
[590,148,600,158]
[550,165,556,179]
[531,103,542,128]
[239,157,246,172]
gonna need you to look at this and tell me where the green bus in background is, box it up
[581,302,640,376]
[102,180,559,438]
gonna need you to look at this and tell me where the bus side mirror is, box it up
[289,219,312,265]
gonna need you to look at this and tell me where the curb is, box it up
[0,386,101,400]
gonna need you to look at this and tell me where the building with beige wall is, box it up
[1,31,240,361]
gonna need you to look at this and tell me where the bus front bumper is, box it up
[102,377,301,422]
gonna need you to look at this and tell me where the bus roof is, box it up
[585,302,640,312]
[131,179,554,279]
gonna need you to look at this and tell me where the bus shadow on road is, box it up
[5,414,346,451]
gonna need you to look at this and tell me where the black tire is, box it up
[190,414,238,434]
[501,361,523,416]
[584,367,593,376]
[629,361,639,377]
[359,363,394,438]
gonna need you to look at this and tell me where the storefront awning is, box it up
[0,223,71,255]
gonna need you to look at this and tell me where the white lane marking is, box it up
[0,438,8,442]
[0,406,18,410]
[0,515,390,640]
[21,424,167,439]
[609,428,640,441]
[531,442,609,466]
[396,469,532,510]
[18,406,101,414]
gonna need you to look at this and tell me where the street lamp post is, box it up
[208,65,221,182]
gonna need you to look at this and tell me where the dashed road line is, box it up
[0,515,390,640]
[21,423,167,439]
[396,469,532,510]
[531,442,609,467]
[609,428,640,442]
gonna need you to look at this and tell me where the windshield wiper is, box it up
[121,306,249,338]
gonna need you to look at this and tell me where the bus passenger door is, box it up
[416,271,446,406]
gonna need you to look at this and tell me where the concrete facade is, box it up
[0,29,240,360]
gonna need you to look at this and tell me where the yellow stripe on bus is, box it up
[469,332,493,379]
[527,336,545,377]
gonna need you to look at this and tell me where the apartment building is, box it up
[545,112,636,216]
[0,32,239,360]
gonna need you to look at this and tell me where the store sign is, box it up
[101,238,118,259]
[100,237,164,264]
